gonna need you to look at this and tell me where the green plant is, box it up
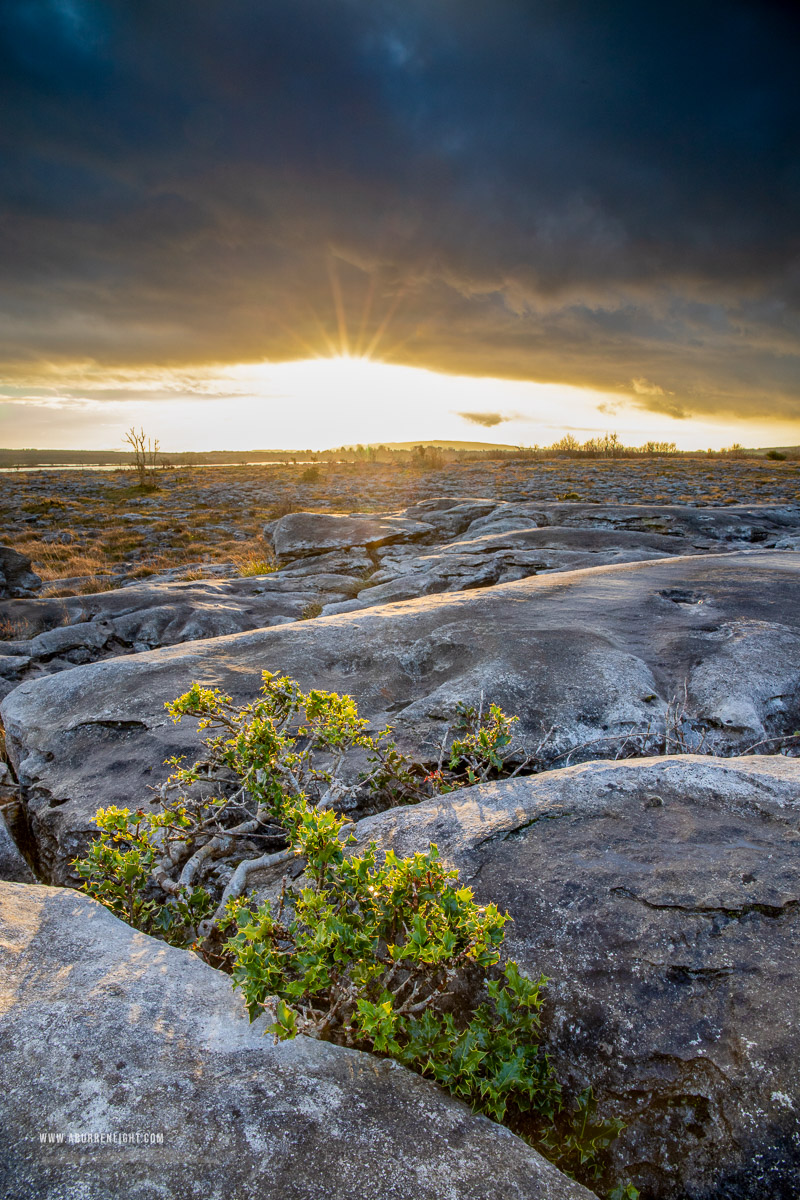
[73,673,627,1191]
[221,781,620,1182]
[238,556,278,577]
[72,674,537,937]
[224,832,564,1114]
[73,806,214,946]
[442,698,524,787]
[539,1086,625,1183]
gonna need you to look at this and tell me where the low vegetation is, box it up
[123,426,161,488]
[3,454,797,594]
[73,672,637,1197]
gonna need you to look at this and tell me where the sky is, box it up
[1,0,799,450]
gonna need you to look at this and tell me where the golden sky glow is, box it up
[2,4,798,448]
[1,356,797,452]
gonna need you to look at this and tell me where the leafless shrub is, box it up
[124,427,160,486]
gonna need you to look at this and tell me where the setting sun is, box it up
[4,355,798,452]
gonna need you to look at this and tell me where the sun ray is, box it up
[363,286,407,360]
[303,300,339,358]
[271,316,319,361]
[326,254,350,357]
[354,274,377,358]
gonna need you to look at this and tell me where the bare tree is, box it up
[124,427,160,486]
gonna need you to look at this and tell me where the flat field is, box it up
[2,456,798,594]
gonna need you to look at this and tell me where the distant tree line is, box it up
[327,437,783,463]
[1,436,796,470]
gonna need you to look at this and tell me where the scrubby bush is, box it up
[222,807,624,1182]
[74,674,531,931]
[73,672,636,1196]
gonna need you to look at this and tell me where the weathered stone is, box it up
[274,547,374,577]
[437,525,692,557]
[0,577,338,678]
[3,500,799,688]
[4,551,800,883]
[0,546,41,599]
[400,497,502,537]
[355,754,800,1199]
[267,511,435,558]
[0,811,34,882]
[0,882,595,1200]
[28,620,115,659]
[0,655,30,678]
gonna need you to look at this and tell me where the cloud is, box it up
[631,378,672,397]
[457,411,508,427]
[633,395,690,420]
[0,1,799,422]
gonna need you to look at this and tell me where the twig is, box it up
[200,848,297,936]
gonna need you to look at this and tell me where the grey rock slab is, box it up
[28,621,115,659]
[5,501,798,686]
[438,526,693,556]
[350,571,452,606]
[0,811,34,882]
[268,511,435,558]
[274,547,374,577]
[0,578,334,670]
[0,655,30,678]
[5,551,800,883]
[400,497,502,536]
[540,502,800,543]
[0,546,42,598]
[0,882,595,1200]
[465,502,800,545]
[321,597,367,616]
[354,754,800,1199]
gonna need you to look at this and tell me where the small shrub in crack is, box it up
[73,671,636,1195]
[222,813,625,1186]
[74,805,215,945]
[74,672,533,935]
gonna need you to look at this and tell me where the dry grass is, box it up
[238,558,278,576]
[126,564,159,580]
[0,615,34,641]
[41,576,121,597]
[265,500,298,520]
[14,540,108,581]
[2,459,797,605]
[230,539,278,576]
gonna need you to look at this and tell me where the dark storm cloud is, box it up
[1,0,799,420]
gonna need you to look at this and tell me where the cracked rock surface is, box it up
[0,881,594,1200]
[4,551,800,884]
[353,754,800,1200]
[1,498,799,691]
[2,487,799,1198]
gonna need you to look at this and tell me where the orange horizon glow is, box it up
[2,353,800,453]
